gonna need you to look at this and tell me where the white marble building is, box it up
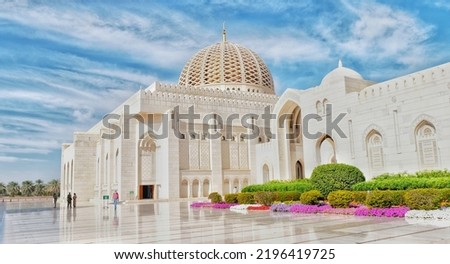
[61,31,450,201]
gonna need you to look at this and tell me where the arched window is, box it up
[416,121,438,168]
[366,131,384,171]
[295,160,304,179]
[263,164,270,182]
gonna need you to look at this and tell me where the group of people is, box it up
[52,192,77,208]
[52,191,119,209]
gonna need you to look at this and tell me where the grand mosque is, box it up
[60,29,450,202]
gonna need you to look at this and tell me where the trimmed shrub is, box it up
[311,163,365,196]
[224,193,238,203]
[352,191,368,205]
[241,179,313,193]
[237,193,255,204]
[274,191,301,202]
[327,190,354,208]
[404,189,442,210]
[366,190,404,208]
[253,192,276,206]
[440,188,450,202]
[352,177,450,191]
[208,192,222,203]
[300,190,323,205]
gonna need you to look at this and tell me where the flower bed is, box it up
[247,205,271,211]
[354,206,409,217]
[270,203,409,217]
[190,202,213,208]
[192,201,409,218]
[212,202,238,209]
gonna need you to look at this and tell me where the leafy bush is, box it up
[224,193,238,203]
[366,190,404,208]
[300,190,323,205]
[241,179,313,193]
[440,188,450,202]
[208,192,222,203]
[352,177,450,191]
[352,191,368,204]
[311,163,365,197]
[253,192,276,206]
[404,189,442,210]
[327,190,354,208]
[273,191,301,202]
[237,193,255,204]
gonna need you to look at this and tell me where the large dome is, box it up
[178,39,274,94]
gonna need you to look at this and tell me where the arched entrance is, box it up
[317,135,336,165]
[263,164,270,182]
[277,100,304,180]
[138,136,157,199]
[295,160,304,179]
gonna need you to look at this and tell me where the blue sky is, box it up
[0,0,449,183]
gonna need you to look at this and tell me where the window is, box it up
[416,121,438,168]
[366,131,384,171]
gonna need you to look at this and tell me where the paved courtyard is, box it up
[1,199,450,244]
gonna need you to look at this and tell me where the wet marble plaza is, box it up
[1,199,450,244]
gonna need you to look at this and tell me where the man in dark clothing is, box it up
[67,192,72,208]
[53,193,58,208]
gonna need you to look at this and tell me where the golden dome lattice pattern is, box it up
[178,42,274,93]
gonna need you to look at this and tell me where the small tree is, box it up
[34,179,45,196]
[7,181,20,197]
[46,179,60,196]
[21,180,35,196]
[311,163,365,197]
[0,182,6,196]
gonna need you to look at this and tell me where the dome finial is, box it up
[338,59,343,68]
[222,22,227,42]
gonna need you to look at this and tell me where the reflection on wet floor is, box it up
[1,200,450,244]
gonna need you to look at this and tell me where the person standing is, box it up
[67,192,72,208]
[73,193,77,208]
[52,192,58,208]
[112,190,119,210]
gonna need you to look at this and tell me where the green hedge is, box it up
[241,179,313,193]
[366,190,405,208]
[253,192,276,206]
[404,189,442,210]
[352,191,368,204]
[311,163,365,197]
[352,177,450,191]
[300,190,323,205]
[374,170,450,180]
[274,191,301,202]
[327,190,354,208]
[237,193,255,204]
[224,193,238,203]
[208,192,222,203]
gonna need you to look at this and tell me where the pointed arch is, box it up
[262,163,270,183]
[415,120,438,169]
[316,134,336,165]
[366,130,384,171]
[295,160,304,179]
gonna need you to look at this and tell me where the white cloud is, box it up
[0,2,210,69]
[0,156,42,163]
[335,0,433,65]
[242,33,330,65]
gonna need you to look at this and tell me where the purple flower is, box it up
[190,202,213,208]
[212,203,237,209]
[270,203,292,212]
